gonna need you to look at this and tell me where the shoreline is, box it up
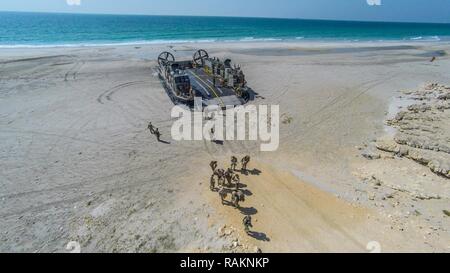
[1,38,450,50]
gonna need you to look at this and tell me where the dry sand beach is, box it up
[0,41,449,252]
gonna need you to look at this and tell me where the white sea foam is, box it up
[0,39,221,49]
[0,35,446,49]
[409,36,441,41]
[0,37,289,48]
[239,37,283,42]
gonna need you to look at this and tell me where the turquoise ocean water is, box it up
[1,12,450,47]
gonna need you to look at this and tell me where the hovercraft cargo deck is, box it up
[157,49,250,108]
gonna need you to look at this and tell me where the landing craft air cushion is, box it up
[157,49,250,108]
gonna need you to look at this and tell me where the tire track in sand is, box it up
[96,81,148,104]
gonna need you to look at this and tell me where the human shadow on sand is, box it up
[239,188,252,196]
[238,168,262,176]
[221,200,234,207]
[239,206,257,216]
[158,139,171,145]
[245,87,259,102]
[233,182,248,189]
[247,231,270,242]
[248,168,262,175]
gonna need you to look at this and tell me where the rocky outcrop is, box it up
[376,83,450,178]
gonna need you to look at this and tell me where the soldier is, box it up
[231,156,238,171]
[241,155,250,171]
[233,174,240,190]
[231,190,240,208]
[243,215,252,234]
[237,189,245,202]
[210,174,216,191]
[210,127,215,142]
[224,168,233,186]
[147,122,155,134]
[154,128,161,142]
[217,169,225,186]
[209,161,218,172]
[218,187,228,205]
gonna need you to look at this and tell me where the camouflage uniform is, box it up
[219,187,228,205]
[237,190,245,202]
[148,122,155,134]
[233,174,240,190]
[154,128,161,142]
[210,174,216,191]
[210,127,215,142]
[210,161,218,172]
[231,156,238,171]
[243,215,252,234]
[241,155,250,170]
[224,168,233,186]
[216,169,225,186]
[231,190,240,208]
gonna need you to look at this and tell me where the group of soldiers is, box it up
[147,122,161,142]
[208,155,253,234]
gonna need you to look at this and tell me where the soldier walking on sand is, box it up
[154,128,161,142]
[241,155,250,171]
[210,127,215,142]
[210,174,216,191]
[231,156,238,171]
[210,161,218,172]
[147,122,155,134]
[237,189,245,202]
[216,169,225,186]
[224,168,233,187]
[243,215,252,234]
[219,187,228,205]
[231,190,240,208]
[233,174,240,190]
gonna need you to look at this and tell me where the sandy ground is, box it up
[0,41,449,252]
